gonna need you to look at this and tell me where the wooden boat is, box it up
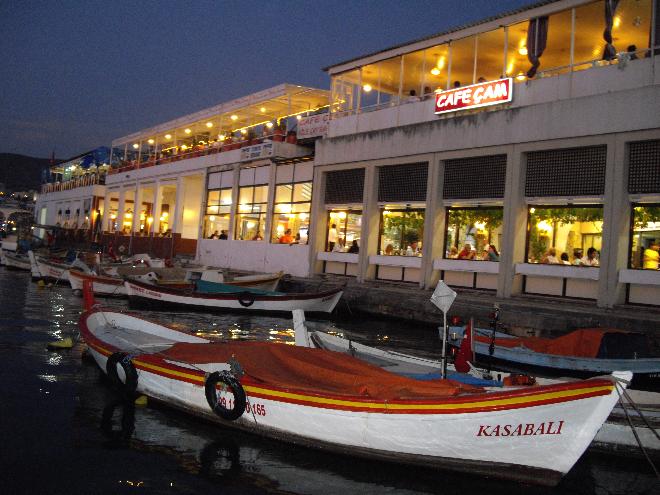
[2,250,31,271]
[452,325,660,392]
[78,296,628,486]
[294,315,659,456]
[124,278,343,315]
[196,270,283,292]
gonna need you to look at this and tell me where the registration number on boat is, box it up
[218,397,267,416]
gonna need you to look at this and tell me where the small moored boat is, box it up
[79,294,628,486]
[2,250,31,271]
[124,278,343,315]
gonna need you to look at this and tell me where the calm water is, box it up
[0,268,657,494]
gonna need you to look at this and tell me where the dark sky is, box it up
[1,0,535,159]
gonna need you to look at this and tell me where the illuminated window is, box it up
[203,188,232,239]
[526,206,603,265]
[271,182,312,244]
[379,207,424,256]
[327,210,362,252]
[235,185,268,240]
[445,207,503,261]
[630,204,660,269]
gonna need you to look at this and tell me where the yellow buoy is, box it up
[47,337,74,350]
[134,395,148,407]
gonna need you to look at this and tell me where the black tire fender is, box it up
[204,371,246,421]
[106,352,138,395]
[237,291,255,307]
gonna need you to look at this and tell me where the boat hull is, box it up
[80,309,626,486]
[125,279,343,315]
[68,270,126,296]
[3,252,31,271]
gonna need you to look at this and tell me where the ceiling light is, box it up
[132,143,139,149]
[184,128,191,134]
[218,133,226,140]
[147,139,154,144]
[230,114,238,121]
[362,84,372,92]
[206,122,213,128]
[296,115,302,120]
[430,68,441,76]
[518,46,528,56]
[266,122,274,128]
[165,134,172,140]
[260,107,266,113]
[240,129,247,135]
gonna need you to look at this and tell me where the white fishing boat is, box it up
[294,314,660,457]
[78,290,628,486]
[2,251,31,271]
[124,278,343,315]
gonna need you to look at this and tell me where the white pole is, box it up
[441,310,448,379]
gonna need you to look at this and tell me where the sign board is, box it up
[434,78,512,115]
[240,142,274,162]
[430,281,457,313]
[297,113,329,139]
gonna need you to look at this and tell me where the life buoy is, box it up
[106,352,138,395]
[237,291,255,307]
[204,371,246,421]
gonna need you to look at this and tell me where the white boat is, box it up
[79,298,629,486]
[124,278,343,315]
[2,250,31,271]
[196,270,283,292]
[30,252,92,284]
[295,317,660,456]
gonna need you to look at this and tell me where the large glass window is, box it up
[422,44,449,94]
[445,207,503,261]
[526,206,603,265]
[327,210,362,252]
[630,204,660,269]
[331,69,360,116]
[475,28,506,82]
[450,35,477,87]
[379,207,425,256]
[235,185,268,241]
[203,188,232,239]
[360,56,402,111]
[271,182,312,244]
[506,19,530,79]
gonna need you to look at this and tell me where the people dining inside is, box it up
[279,229,294,244]
[541,247,560,264]
[643,241,659,270]
[348,239,359,253]
[457,243,475,260]
[579,247,600,267]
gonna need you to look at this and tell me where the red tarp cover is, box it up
[161,341,478,400]
[475,328,626,358]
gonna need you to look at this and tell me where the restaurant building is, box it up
[35,0,660,309]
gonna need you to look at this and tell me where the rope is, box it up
[613,380,659,479]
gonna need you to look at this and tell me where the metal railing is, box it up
[41,174,105,194]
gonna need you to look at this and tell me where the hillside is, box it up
[0,153,55,191]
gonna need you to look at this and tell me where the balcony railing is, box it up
[109,131,299,175]
[41,174,105,194]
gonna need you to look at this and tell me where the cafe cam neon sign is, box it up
[435,78,513,115]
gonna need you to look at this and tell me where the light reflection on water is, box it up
[0,268,657,495]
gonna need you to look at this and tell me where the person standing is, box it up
[328,223,338,251]
[643,241,659,270]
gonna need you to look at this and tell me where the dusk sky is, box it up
[2,0,534,159]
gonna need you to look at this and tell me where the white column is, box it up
[599,135,628,308]
[102,189,111,232]
[132,182,143,232]
[172,176,185,234]
[499,145,525,297]
[359,165,378,282]
[422,156,444,289]
[152,181,162,234]
[116,188,126,232]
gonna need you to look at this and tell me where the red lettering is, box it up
[512,424,523,436]
[491,425,501,436]
[502,425,512,436]
[556,420,564,435]
[534,423,546,435]
[477,425,492,437]
[523,424,535,436]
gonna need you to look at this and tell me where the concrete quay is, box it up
[282,275,660,351]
